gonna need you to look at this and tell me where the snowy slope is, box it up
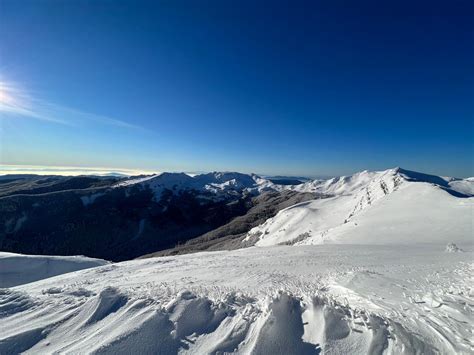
[0,252,109,288]
[448,177,474,196]
[0,245,472,354]
[290,169,388,195]
[245,168,473,246]
[290,168,473,197]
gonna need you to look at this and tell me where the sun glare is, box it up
[0,81,17,107]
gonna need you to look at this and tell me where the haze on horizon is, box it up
[0,0,473,178]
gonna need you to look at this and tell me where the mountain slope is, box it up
[0,172,282,261]
[290,167,472,197]
[0,175,118,198]
[245,168,473,247]
[141,190,323,258]
[1,168,471,261]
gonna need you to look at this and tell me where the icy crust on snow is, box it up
[0,252,109,288]
[113,172,278,200]
[245,168,473,246]
[0,245,472,354]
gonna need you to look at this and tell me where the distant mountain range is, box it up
[0,171,313,260]
[0,168,472,261]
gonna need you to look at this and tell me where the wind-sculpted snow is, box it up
[1,245,472,354]
[0,252,109,287]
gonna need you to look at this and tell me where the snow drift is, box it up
[0,252,108,288]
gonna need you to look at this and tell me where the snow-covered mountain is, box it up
[288,167,471,196]
[1,168,471,261]
[114,171,277,200]
[244,168,473,247]
[0,172,285,261]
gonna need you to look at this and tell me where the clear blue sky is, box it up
[0,0,473,177]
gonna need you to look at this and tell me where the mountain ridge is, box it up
[0,167,471,261]
[244,167,473,247]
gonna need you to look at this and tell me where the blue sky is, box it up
[0,0,473,177]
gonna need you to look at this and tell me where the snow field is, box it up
[0,245,472,354]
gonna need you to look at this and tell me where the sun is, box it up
[0,84,7,103]
[0,80,27,111]
[0,90,9,105]
[0,81,16,106]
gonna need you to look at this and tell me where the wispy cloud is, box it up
[0,79,143,130]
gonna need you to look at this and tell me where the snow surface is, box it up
[0,245,472,354]
[245,168,473,247]
[0,252,109,288]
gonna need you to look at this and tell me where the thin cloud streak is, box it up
[0,79,143,130]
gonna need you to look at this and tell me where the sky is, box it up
[0,0,473,178]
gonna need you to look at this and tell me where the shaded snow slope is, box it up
[448,177,474,196]
[245,168,473,246]
[0,245,472,354]
[0,252,109,288]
